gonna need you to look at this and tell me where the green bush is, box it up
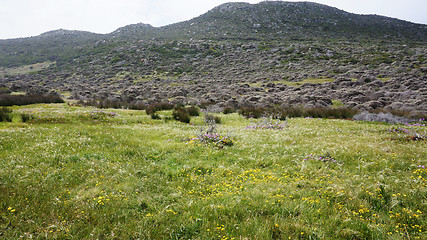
[279,108,304,119]
[0,88,11,95]
[0,107,13,122]
[186,106,200,116]
[146,102,175,115]
[204,113,221,124]
[222,107,235,114]
[172,108,191,123]
[20,113,34,122]
[150,113,161,120]
[238,107,358,120]
[0,94,64,106]
[238,107,267,119]
[280,107,358,119]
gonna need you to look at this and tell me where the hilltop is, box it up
[159,1,426,41]
[108,1,427,41]
[0,1,426,115]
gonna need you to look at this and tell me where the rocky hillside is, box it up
[160,1,427,41]
[0,29,100,67]
[1,1,426,67]
[0,1,426,115]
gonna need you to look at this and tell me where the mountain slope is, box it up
[1,2,426,115]
[0,1,426,68]
[159,1,427,41]
[0,2,427,66]
[108,23,157,40]
[0,30,102,67]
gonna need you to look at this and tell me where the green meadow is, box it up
[0,104,426,239]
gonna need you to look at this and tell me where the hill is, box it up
[1,1,426,67]
[160,1,427,41]
[0,1,426,115]
[0,29,101,67]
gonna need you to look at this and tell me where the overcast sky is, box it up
[1,0,426,40]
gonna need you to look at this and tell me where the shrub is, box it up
[353,111,411,124]
[238,107,357,120]
[279,107,304,119]
[279,107,358,119]
[76,111,117,122]
[101,100,130,109]
[238,107,267,119]
[150,113,161,120]
[83,99,139,110]
[198,101,215,109]
[186,106,200,116]
[328,108,359,119]
[146,102,174,115]
[20,113,34,122]
[172,108,191,123]
[84,100,175,112]
[204,113,221,124]
[246,116,287,130]
[191,133,234,147]
[0,107,13,122]
[145,105,156,115]
[305,108,357,119]
[0,88,11,95]
[187,112,234,148]
[222,107,235,114]
[202,113,218,137]
[0,94,64,106]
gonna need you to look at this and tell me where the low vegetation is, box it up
[0,93,64,106]
[238,106,359,120]
[0,87,11,95]
[0,103,425,239]
[0,107,13,122]
[278,77,336,87]
[172,107,191,123]
[0,61,54,77]
[0,3,426,238]
[0,107,34,122]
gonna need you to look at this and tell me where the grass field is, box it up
[0,61,54,77]
[0,104,426,239]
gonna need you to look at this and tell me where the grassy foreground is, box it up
[0,104,426,239]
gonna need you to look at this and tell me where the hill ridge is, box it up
[1,1,426,42]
